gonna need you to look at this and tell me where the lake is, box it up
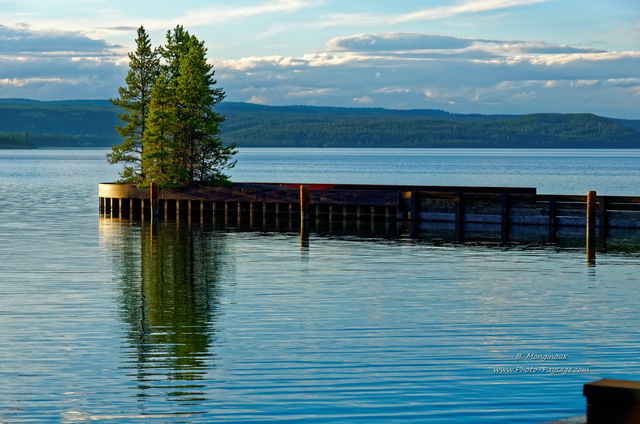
[1,148,640,423]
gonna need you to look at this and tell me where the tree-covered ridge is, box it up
[0,99,121,147]
[1,99,639,148]
[218,105,640,148]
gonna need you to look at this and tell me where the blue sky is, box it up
[1,0,639,118]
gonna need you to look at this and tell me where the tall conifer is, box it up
[141,71,183,188]
[173,35,233,186]
[108,26,160,182]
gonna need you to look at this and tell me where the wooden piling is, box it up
[99,183,640,237]
[300,185,310,246]
[300,185,310,223]
[455,192,464,241]
[548,195,557,242]
[150,182,159,218]
[501,192,509,242]
[586,191,597,265]
[410,191,419,222]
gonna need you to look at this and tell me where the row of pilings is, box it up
[99,182,640,264]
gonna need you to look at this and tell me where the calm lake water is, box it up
[1,148,640,423]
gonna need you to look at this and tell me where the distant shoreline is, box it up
[0,144,36,149]
[1,99,639,149]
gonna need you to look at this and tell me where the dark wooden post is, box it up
[548,195,557,243]
[455,192,464,242]
[150,182,159,218]
[300,185,310,223]
[112,198,120,218]
[501,192,509,243]
[584,379,640,424]
[586,191,597,265]
[410,191,419,222]
[300,187,310,245]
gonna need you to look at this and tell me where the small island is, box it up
[0,133,36,149]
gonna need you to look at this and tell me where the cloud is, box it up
[0,77,63,88]
[218,32,640,118]
[162,0,321,29]
[0,25,124,99]
[0,24,120,54]
[318,0,554,28]
[327,33,473,52]
[394,0,554,22]
[352,96,374,105]
[246,95,268,104]
[1,22,638,118]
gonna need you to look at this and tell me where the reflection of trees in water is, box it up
[109,221,231,408]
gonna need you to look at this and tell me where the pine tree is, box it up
[108,26,160,183]
[172,35,234,186]
[141,71,184,188]
[110,25,235,188]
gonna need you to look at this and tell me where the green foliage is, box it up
[142,71,181,188]
[111,25,235,188]
[108,26,160,181]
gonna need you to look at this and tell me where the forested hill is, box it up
[1,98,639,148]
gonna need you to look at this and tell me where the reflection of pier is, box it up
[99,182,640,262]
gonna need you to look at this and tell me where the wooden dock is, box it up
[99,182,640,230]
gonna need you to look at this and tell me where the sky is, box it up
[1,0,639,118]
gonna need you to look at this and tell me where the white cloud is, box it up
[0,77,63,87]
[220,55,307,71]
[1,22,639,118]
[246,95,268,104]
[352,96,374,104]
[327,33,473,52]
[393,0,554,22]
[179,0,320,27]
[0,25,124,100]
[0,24,119,55]
[287,88,335,98]
[317,0,554,28]
[528,51,640,66]
[218,32,640,118]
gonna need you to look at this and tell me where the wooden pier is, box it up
[99,182,640,231]
[542,379,640,424]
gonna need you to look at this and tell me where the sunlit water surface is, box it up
[1,148,640,423]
